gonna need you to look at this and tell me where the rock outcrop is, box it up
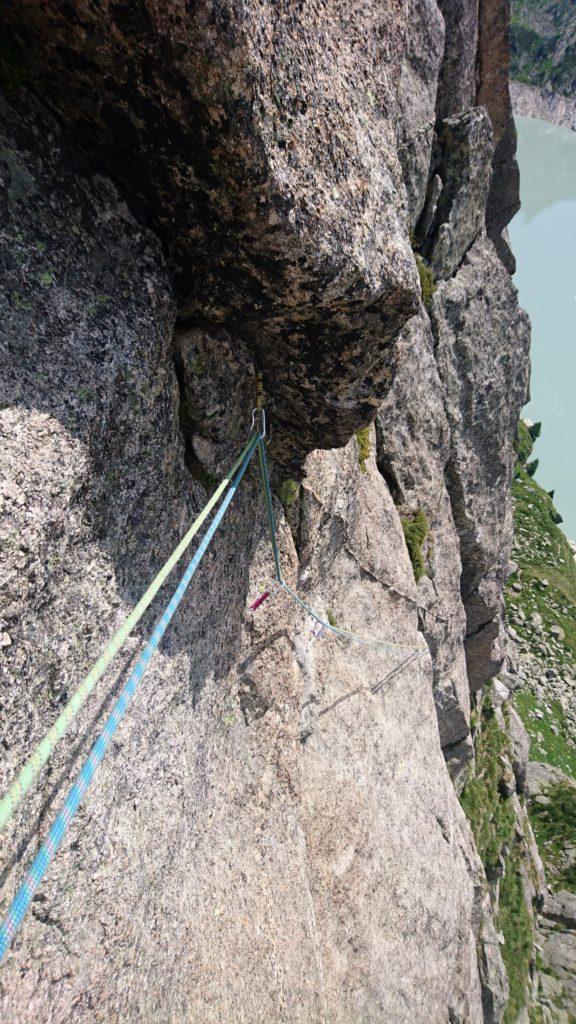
[0,0,427,468]
[432,239,530,691]
[477,0,521,269]
[510,79,576,129]
[0,1,532,1020]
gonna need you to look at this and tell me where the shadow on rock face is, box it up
[0,1,422,464]
[0,91,259,708]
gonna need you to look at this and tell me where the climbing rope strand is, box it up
[0,435,258,836]
[370,650,426,695]
[317,683,365,718]
[317,649,426,719]
[280,581,426,652]
[257,436,283,582]
[0,434,259,964]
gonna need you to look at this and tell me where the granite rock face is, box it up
[426,108,494,279]
[0,0,425,468]
[525,761,576,801]
[431,238,531,690]
[393,0,445,227]
[435,0,479,120]
[376,314,473,787]
[479,899,510,1024]
[537,897,576,1017]
[477,0,521,269]
[0,0,533,1020]
[0,86,483,1024]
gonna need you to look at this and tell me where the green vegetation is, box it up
[464,417,576,1020]
[276,478,299,509]
[327,609,338,628]
[506,422,576,672]
[356,427,371,473]
[415,255,436,309]
[506,422,576,788]
[400,508,429,583]
[499,849,535,1024]
[12,292,33,312]
[530,781,576,891]
[506,415,576,930]
[460,696,534,1020]
[510,0,576,96]
[460,699,516,871]
[514,690,576,778]
[515,418,535,464]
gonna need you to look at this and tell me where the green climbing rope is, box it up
[0,434,258,834]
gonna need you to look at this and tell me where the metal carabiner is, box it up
[250,407,267,439]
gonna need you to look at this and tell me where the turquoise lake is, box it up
[509,115,576,540]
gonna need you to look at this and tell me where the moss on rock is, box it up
[400,508,429,582]
[460,697,516,871]
[415,255,436,309]
[499,849,534,1024]
[356,427,371,473]
[276,478,299,509]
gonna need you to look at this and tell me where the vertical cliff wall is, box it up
[0,2,531,1021]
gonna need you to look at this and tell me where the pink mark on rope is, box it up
[249,590,271,612]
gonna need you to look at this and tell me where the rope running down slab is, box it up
[0,435,258,963]
[0,435,258,836]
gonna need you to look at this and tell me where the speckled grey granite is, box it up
[0,0,534,1018]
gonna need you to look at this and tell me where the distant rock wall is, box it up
[511,79,576,129]
[0,1,531,1020]
[510,0,576,126]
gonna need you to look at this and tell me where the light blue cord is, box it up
[0,434,259,964]
[281,581,425,652]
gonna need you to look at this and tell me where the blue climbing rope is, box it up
[0,396,428,967]
[0,435,258,836]
[0,433,259,964]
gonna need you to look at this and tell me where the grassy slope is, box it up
[460,695,534,1023]
[506,421,576,779]
[510,0,576,96]
[459,422,576,1019]
[507,421,576,911]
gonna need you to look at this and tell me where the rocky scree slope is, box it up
[0,2,530,1021]
[458,421,576,1023]
[502,423,576,1021]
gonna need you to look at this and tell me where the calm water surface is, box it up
[509,115,576,539]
